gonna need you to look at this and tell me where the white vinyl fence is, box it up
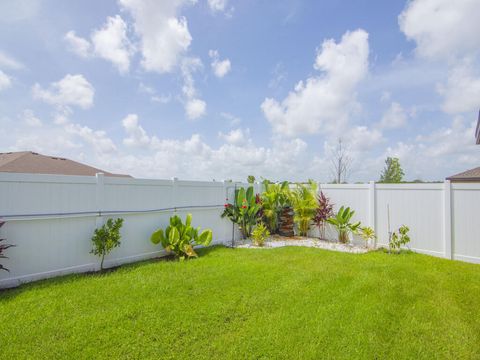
[0,173,251,288]
[319,181,480,264]
[0,174,479,288]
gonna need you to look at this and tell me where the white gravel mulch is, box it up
[235,235,370,254]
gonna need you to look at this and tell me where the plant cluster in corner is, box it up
[151,214,213,260]
[0,220,15,272]
[91,218,124,270]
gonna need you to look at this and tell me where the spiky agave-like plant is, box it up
[0,221,15,272]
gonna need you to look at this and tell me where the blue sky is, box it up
[0,0,479,182]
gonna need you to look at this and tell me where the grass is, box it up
[1,246,480,359]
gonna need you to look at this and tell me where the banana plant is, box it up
[151,214,213,260]
[289,180,318,236]
[327,206,361,243]
[221,185,261,238]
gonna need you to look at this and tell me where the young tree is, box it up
[91,218,124,270]
[329,138,351,184]
[379,157,404,183]
[247,175,256,184]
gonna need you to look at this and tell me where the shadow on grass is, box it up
[0,245,229,301]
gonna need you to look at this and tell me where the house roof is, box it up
[446,167,480,182]
[476,110,480,145]
[0,151,131,178]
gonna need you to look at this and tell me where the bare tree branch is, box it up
[329,138,351,184]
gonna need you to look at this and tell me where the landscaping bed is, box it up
[1,246,480,359]
[236,235,369,254]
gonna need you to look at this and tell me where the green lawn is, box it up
[1,246,480,359]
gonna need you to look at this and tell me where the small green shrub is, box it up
[327,206,361,243]
[0,220,15,272]
[389,225,410,253]
[359,226,376,248]
[251,222,270,247]
[151,214,213,260]
[90,218,124,270]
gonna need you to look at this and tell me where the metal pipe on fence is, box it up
[0,204,224,222]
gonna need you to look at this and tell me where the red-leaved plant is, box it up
[313,191,334,239]
[0,220,15,272]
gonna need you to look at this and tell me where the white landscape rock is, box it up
[236,236,370,254]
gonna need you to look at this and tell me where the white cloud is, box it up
[218,128,250,146]
[220,112,241,126]
[208,0,226,12]
[122,113,151,147]
[32,74,95,109]
[0,70,11,91]
[0,51,24,70]
[119,0,195,73]
[91,15,135,73]
[437,58,480,114]
[379,102,408,129]
[384,116,480,180]
[209,49,231,78]
[181,57,206,119]
[64,122,117,155]
[348,126,384,152]
[185,99,206,120]
[261,29,369,137]
[65,15,134,73]
[64,31,92,58]
[151,94,172,104]
[399,0,480,60]
[207,0,234,16]
[138,83,172,103]
[20,109,42,127]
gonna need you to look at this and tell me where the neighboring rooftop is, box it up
[446,167,480,183]
[0,151,131,178]
[476,110,480,145]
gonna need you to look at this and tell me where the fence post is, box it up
[171,177,178,212]
[443,180,452,260]
[95,173,105,228]
[369,181,376,232]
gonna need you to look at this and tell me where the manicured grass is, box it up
[1,246,480,359]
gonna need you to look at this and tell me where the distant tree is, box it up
[329,138,351,184]
[247,175,256,184]
[379,157,404,183]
